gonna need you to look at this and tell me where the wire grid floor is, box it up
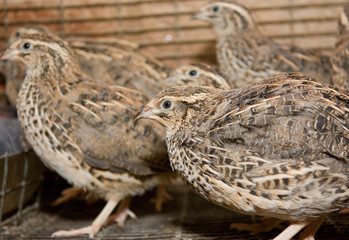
[0,180,348,240]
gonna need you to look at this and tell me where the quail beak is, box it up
[134,105,154,122]
[0,48,18,61]
[192,7,212,21]
[192,12,206,20]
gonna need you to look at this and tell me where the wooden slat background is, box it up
[0,0,349,69]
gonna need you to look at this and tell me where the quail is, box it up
[1,32,174,237]
[136,72,349,240]
[193,1,333,88]
[166,63,232,89]
[2,26,172,210]
[331,6,349,89]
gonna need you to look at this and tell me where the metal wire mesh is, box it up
[1,184,349,239]
[0,151,43,228]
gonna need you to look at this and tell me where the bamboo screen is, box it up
[0,0,348,69]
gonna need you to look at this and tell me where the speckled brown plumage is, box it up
[193,1,333,88]
[2,26,169,106]
[70,40,169,98]
[1,32,173,237]
[331,6,349,89]
[166,63,232,89]
[137,72,349,240]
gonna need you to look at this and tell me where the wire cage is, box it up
[0,117,43,229]
[0,151,43,227]
[0,0,349,239]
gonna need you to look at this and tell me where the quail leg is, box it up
[150,184,173,211]
[273,222,310,240]
[339,208,349,215]
[52,198,119,238]
[105,196,137,227]
[51,187,98,206]
[51,187,86,206]
[230,217,285,234]
[298,215,326,240]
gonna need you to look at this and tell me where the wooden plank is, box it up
[64,6,119,20]
[242,0,348,10]
[142,41,215,59]
[259,21,338,37]
[5,0,61,9]
[6,9,61,23]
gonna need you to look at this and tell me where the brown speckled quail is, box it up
[193,1,333,88]
[1,32,174,238]
[331,6,349,89]
[2,26,171,208]
[2,26,169,106]
[137,72,349,240]
[166,63,232,89]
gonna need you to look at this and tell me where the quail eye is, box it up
[15,32,20,37]
[188,69,197,76]
[22,42,31,50]
[161,99,173,110]
[212,6,219,12]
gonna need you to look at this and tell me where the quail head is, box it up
[137,72,349,240]
[331,5,349,89]
[166,63,232,89]
[193,1,333,88]
[1,32,173,237]
[0,26,52,106]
